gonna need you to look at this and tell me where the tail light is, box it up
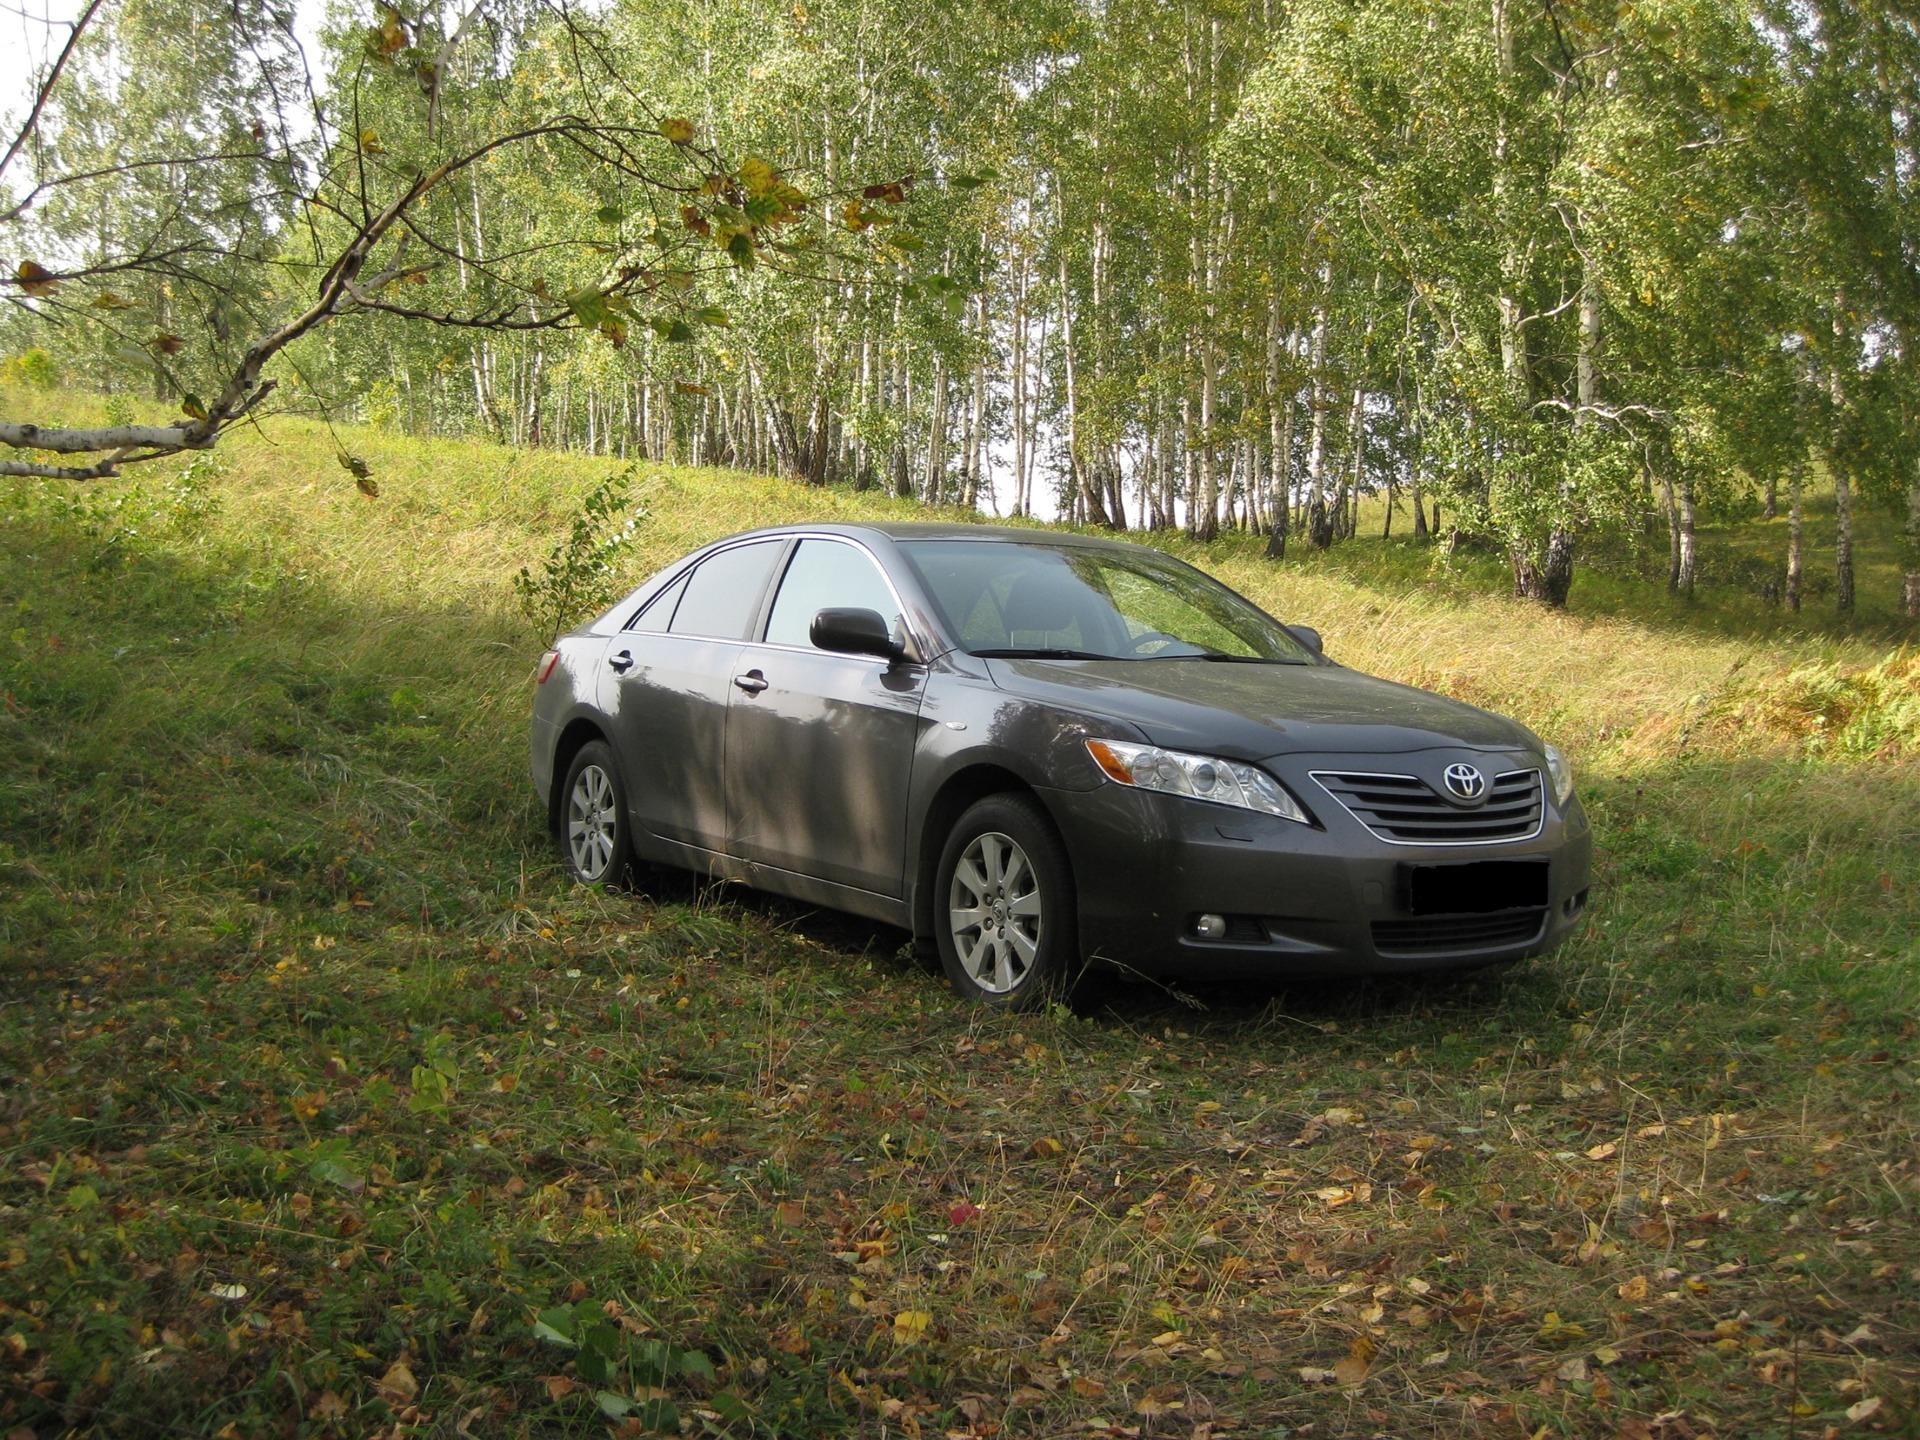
[536,650,560,685]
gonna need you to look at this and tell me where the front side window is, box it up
[763,540,899,648]
[667,541,785,640]
[897,540,1311,663]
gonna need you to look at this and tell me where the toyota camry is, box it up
[530,523,1592,1007]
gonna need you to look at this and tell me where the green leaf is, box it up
[595,204,625,226]
[65,1184,101,1210]
[726,233,756,269]
[709,1391,752,1422]
[692,306,730,328]
[532,1307,578,1346]
[631,1339,672,1386]
[578,1344,614,1386]
[595,1391,635,1418]
[310,1157,365,1191]
[678,1350,717,1382]
[565,288,608,326]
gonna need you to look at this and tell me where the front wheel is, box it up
[934,794,1078,1009]
[558,740,635,888]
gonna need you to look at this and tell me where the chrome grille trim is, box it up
[1310,768,1544,846]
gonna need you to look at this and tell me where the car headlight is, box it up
[1543,743,1575,806]
[1086,739,1310,824]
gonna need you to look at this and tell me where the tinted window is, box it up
[897,539,1310,662]
[667,541,784,640]
[764,540,899,648]
[628,572,688,632]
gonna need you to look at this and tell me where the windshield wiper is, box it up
[971,647,1115,661]
[1187,652,1302,664]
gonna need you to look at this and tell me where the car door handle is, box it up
[607,649,634,674]
[733,670,769,695]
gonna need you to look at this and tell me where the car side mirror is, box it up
[812,607,907,661]
[1286,624,1324,656]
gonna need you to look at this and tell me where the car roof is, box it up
[736,520,1149,551]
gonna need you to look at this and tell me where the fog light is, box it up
[1194,913,1228,940]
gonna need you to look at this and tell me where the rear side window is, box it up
[666,541,784,640]
[764,540,899,648]
[628,572,688,632]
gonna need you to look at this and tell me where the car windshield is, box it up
[896,539,1312,663]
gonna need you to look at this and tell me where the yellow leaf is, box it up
[659,117,696,145]
[15,260,58,296]
[1586,1141,1619,1161]
[892,1309,931,1344]
[1027,1136,1064,1158]
[1332,1355,1368,1387]
[1132,1385,1184,1416]
[1617,1275,1649,1301]
[377,1358,417,1403]
[359,129,386,155]
[737,156,777,194]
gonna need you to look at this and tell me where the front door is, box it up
[724,538,926,896]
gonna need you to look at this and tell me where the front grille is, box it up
[1311,768,1543,845]
[1372,909,1547,956]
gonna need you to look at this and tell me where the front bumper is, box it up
[1040,762,1593,979]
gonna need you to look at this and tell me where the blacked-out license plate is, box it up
[1403,859,1549,916]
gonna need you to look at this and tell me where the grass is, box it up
[1,391,1916,1438]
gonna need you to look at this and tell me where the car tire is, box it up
[558,740,635,889]
[934,794,1078,1009]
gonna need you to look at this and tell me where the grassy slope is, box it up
[1,395,1916,1438]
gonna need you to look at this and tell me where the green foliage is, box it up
[532,1300,734,1430]
[2,348,61,389]
[512,466,648,641]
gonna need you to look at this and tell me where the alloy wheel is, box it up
[947,830,1044,995]
[567,763,619,881]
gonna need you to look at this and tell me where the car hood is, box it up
[984,658,1536,758]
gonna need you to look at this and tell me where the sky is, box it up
[1,0,87,130]
[1,0,328,141]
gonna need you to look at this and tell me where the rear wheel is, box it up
[559,740,634,888]
[934,794,1077,1009]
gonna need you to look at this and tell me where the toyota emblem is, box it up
[1442,763,1487,801]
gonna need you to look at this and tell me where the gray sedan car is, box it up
[531,523,1592,1006]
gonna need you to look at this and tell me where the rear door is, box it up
[603,539,788,850]
[724,538,927,896]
